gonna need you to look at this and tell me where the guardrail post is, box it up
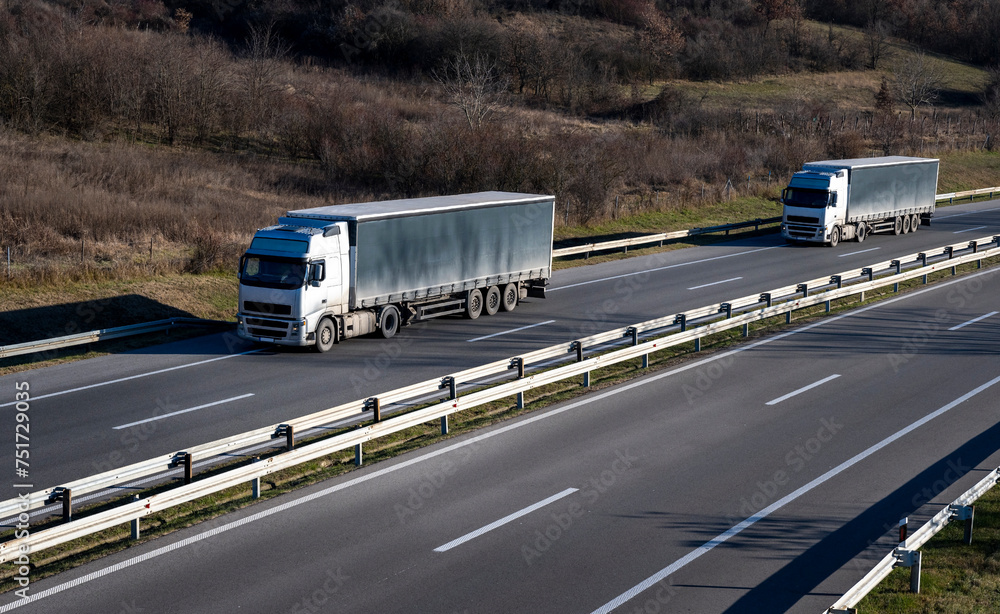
[574,340,584,362]
[832,275,843,289]
[760,293,772,308]
[910,551,922,593]
[442,376,457,433]
[891,260,901,292]
[743,323,749,337]
[797,283,809,298]
[919,253,928,283]
[510,357,526,408]
[60,487,72,522]
[131,494,141,539]
[863,267,874,282]
[355,443,363,466]
[952,504,975,544]
[695,337,701,352]
[252,457,261,498]
[970,241,981,268]
[184,452,193,484]
[720,303,733,319]
[674,314,687,332]
[626,326,639,345]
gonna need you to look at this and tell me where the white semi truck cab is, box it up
[781,156,938,246]
[238,220,350,347]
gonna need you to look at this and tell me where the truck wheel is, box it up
[501,283,518,312]
[484,286,501,316]
[315,318,336,353]
[379,306,399,339]
[910,214,919,232]
[465,289,483,320]
[902,215,911,234]
[828,226,840,247]
[856,223,867,243]
[893,217,903,235]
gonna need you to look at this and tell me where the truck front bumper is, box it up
[237,314,310,346]
[781,222,826,242]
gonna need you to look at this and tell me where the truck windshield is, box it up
[783,188,830,209]
[240,255,307,290]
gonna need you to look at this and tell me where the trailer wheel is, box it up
[379,306,400,339]
[465,289,483,320]
[910,214,919,232]
[501,283,518,312]
[902,215,911,234]
[856,223,867,243]
[315,318,337,353]
[484,286,501,316]
[893,217,903,235]
[828,225,840,247]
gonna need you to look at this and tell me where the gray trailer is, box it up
[781,156,939,246]
[237,192,555,351]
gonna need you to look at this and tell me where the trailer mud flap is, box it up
[527,285,546,299]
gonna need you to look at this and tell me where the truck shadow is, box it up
[0,294,224,369]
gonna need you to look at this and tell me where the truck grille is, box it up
[243,301,292,316]
[245,317,290,339]
[786,215,819,224]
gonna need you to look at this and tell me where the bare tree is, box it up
[434,51,509,129]
[981,66,1000,119]
[241,23,289,135]
[872,76,901,154]
[754,0,802,37]
[893,52,944,118]
[863,19,893,70]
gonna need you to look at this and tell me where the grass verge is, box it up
[2,254,998,596]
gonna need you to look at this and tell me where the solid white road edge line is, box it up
[0,349,264,408]
[549,246,782,291]
[948,311,999,331]
[765,374,841,406]
[433,488,578,552]
[466,320,556,343]
[588,372,1000,614]
[3,264,999,612]
[112,394,256,430]
[687,277,742,291]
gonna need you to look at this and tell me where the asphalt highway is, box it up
[3,228,999,613]
[2,200,1000,497]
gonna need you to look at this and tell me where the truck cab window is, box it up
[240,256,307,290]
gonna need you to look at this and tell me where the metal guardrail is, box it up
[0,318,231,359]
[826,466,1000,613]
[1,233,999,564]
[552,187,1000,260]
[936,186,1000,204]
[552,217,781,258]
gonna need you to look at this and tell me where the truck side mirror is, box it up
[309,261,326,287]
